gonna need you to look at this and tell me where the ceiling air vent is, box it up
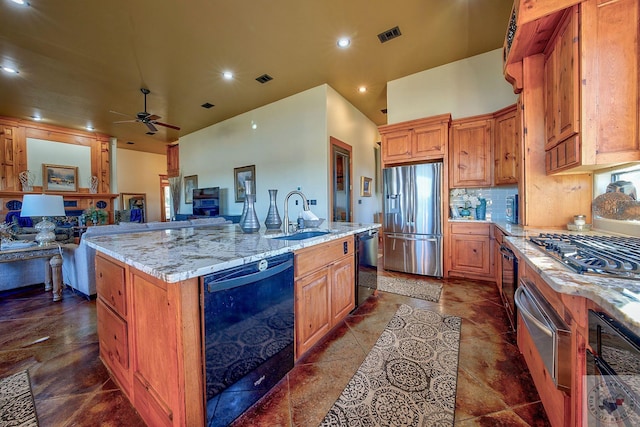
[256,74,273,84]
[201,102,215,109]
[378,26,401,43]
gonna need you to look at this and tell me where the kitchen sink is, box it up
[271,230,330,241]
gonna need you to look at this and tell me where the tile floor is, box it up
[0,268,550,426]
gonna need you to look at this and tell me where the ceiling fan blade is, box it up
[145,121,158,133]
[110,110,133,117]
[146,114,161,121]
[154,121,181,131]
[113,119,137,124]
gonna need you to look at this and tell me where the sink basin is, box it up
[272,230,330,241]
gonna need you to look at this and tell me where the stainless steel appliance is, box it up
[383,162,442,276]
[355,229,379,307]
[499,243,518,331]
[515,278,571,391]
[505,194,518,224]
[202,252,294,427]
[586,310,640,426]
[529,234,640,280]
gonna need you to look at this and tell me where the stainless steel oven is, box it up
[515,278,571,391]
[500,243,518,331]
[586,310,640,426]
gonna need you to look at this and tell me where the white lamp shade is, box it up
[21,194,66,217]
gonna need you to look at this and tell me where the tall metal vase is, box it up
[239,180,260,233]
[264,189,282,230]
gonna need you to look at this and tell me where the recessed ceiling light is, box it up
[10,0,29,5]
[222,71,234,80]
[1,66,19,74]
[31,115,42,121]
[86,125,94,131]
[358,86,367,93]
[337,38,351,48]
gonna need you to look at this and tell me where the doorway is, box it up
[160,174,170,222]
[330,137,352,222]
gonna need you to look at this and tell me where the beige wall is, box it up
[116,148,166,222]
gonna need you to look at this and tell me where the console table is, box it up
[0,244,68,301]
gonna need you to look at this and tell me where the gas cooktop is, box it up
[529,233,640,280]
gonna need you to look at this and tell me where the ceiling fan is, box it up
[111,88,180,134]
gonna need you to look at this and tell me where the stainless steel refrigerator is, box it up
[383,162,442,277]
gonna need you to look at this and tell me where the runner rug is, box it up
[375,275,443,302]
[0,370,39,427]
[320,304,461,427]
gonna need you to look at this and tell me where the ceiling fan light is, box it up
[11,0,29,6]
[2,66,19,74]
[222,71,233,80]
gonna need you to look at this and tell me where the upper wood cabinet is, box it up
[166,143,180,177]
[449,114,493,188]
[540,1,640,173]
[378,114,451,166]
[493,104,519,185]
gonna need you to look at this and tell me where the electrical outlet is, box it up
[310,199,317,205]
[295,200,298,205]
[358,199,362,204]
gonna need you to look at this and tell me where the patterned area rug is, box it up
[320,304,461,427]
[373,274,443,302]
[0,370,39,426]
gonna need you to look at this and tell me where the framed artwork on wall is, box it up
[234,165,255,202]
[360,176,372,197]
[42,164,78,192]
[184,175,198,204]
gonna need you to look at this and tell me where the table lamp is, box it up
[20,194,66,245]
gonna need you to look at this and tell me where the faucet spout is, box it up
[283,190,309,234]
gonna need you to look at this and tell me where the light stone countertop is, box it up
[84,222,380,284]
[496,224,640,335]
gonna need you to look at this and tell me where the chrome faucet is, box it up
[283,190,310,234]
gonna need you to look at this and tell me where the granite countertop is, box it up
[85,222,380,284]
[493,223,640,335]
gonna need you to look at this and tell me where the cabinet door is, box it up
[97,298,130,392]
[494,106,519,185]
[295,268,331,358]
[330,256,355,326]
[450,234,491,276]
[413,123,446,159]
[450,119,493,187]
[381,129,412,164]
[166,144,180,178]
[556,9,580,144]
[544,47,559,150]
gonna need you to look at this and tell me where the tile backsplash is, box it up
[450,185,518,221]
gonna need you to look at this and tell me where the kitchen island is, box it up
[85,222,380,427]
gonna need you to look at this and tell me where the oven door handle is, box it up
[500,244,515,261]
[514,287,553,337]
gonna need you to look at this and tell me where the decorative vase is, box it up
[475,198,487,220]
[459,207,471,217]
[239,180,260,233]
[264,189,282,230]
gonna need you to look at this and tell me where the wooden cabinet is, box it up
[378,114,450,166]
[542,1,640,173]
[493,104,519,185]
[449,114,493,188]
[294,236,355,359]
[95,253,203,427]
[446,222,494,280]
[166,143,179,177]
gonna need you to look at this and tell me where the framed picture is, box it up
[42,164,78,192]
[360,176,372,197]
[120,193,147,222]
[184,175,198,204]
[234,165,255,202]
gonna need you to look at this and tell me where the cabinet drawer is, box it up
[450,222,491,236]
[295,237,353,278]
[96,255,127,317]
[97,299,129,385]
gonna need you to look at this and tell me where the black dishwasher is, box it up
[355,229,379,307]
[202,252,294,427]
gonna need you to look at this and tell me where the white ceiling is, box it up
[0,0,513,154]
